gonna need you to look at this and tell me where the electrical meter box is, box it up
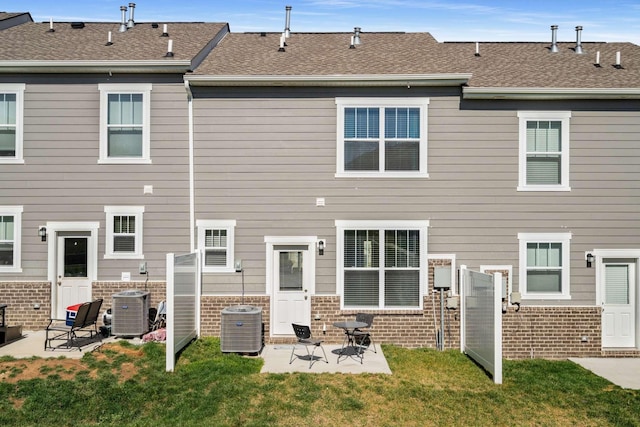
[433,265,452,289]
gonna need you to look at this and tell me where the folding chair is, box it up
[351,313,377,353]
[289,323,329,369]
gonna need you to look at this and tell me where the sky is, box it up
[3,0,639,44]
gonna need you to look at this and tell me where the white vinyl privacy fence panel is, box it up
[460,266,502,384]
[166,252,200,372]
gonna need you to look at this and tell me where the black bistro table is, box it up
[333,320,368,363]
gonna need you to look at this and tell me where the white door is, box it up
[271,246,312,335]
[56,236,92,318]
[602,260,636,348]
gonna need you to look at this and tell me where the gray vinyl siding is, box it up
[193,87,640,306]
[0,79,191,281]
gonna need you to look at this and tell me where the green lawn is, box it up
[1,338,638,426]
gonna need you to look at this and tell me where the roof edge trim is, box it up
[0,60,192,74]
[463,87,640,100]
[185,73,472,87]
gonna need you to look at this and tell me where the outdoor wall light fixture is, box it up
[586,253,594,268]
[38,226,47,242]
[317,239,326,256]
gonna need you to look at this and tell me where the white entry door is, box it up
[271,245,312,335]
[56,236,92,319]
[602,260,636,348]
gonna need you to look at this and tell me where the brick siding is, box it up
[0,282,51,330]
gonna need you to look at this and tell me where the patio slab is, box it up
[260,344,392,374]
[569,358,640,390]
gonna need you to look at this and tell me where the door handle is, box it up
[305,296,308,300]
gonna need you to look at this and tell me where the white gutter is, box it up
[185,73,472,87]
[0,60,192,74]
[184,80,195,253]
[463,87,640,100]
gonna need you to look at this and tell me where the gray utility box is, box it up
[220,305,263,354]
[111,290,150,337]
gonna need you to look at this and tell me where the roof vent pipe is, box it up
[354,27,361,45]
[119,5,128,32]
[127,3,136,29]
[574,26,583,54]
[550,24,559,53]
[284,5,291,38]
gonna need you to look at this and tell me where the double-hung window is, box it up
[99,84,152,163]
[0,84,25,164]
[336,98,428,177]
[518,111,571,191]
[518,232,571,300]
[196,220,236,272]
[104,206,144,259]
[0,206,22,272]
[337,220,428,309]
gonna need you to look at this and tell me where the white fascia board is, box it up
[185,73,472,87]
[463,87,640,100]
[0,60,192,73]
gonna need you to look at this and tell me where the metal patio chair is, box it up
[289,323,329,369]
[351,313,377,353]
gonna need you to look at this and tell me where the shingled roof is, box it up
[0,20,228,73]
[187,30,640,98]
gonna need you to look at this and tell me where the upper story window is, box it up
[518,232,571,300]
[336,220,428,310]
[104,206,144,259]
[336,98,429,178]
[0,206,23,273]
[196,220,236,273]
[99,84,152,164]
[0,84,25,164]
[517,111,571,191]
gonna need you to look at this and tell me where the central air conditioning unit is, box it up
[111,290,150,337]
[220,305,263,354]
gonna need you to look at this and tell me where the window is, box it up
[336,98,429,177]
[336,220,428,309]
[518,232,571,300]
[196,220,236,272]
[518,111,571,191]
[99,84,152,163]
[0,206,22,272]
[104,206,144,259]
[0,84,25,164]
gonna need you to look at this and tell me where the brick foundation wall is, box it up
[200,295,271,338]
[502,306,602,359]
[92,281,166,314]
[0,282,51,330]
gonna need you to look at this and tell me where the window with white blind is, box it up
[0,206,22,272]
[518,111,571,191]
[335,98,429,177]
[0,84,25,164]
[196,219,236,272]
[98,84,151,164]
[336,220,428,309]
[518,232,571,300]
[104,206,144,259]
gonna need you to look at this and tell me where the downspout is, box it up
[184,80,195,252]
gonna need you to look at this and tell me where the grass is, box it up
[0,338,639,426]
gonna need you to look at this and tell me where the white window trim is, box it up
[517,111,571,192]
[335,97,429,178]
[336,219,429,310]
[104,206,144,259]
[98,83,152,164]
[518,232,571,300]
[428,254,456,295]
[196,219,236,273]
[0,84,26,164]
[0,206,23,273]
